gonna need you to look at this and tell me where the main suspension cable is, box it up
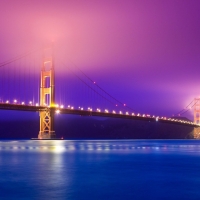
[0,47,42,68]
[61,62,117,106]
[62,59,135,111]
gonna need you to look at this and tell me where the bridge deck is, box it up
[0,103,198,127]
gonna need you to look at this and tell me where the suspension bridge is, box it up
[0,45,200,139]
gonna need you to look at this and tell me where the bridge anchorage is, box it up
[38,46,56,139]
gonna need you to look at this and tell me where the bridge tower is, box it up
[194,98,200,139]
[38,45,56,139]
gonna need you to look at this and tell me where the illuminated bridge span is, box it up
[0,102,197,127]
[0,45,199,139]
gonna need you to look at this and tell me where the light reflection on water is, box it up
[0,140,200,154]
[1,140,200,199]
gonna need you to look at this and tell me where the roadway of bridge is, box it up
[0,103,198,128]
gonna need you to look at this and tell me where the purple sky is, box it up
[1,0,200,119]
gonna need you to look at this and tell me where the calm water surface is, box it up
[0,139,200,200]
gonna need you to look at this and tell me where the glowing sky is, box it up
[1,0,200,118]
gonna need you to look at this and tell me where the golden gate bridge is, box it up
[0,45,200,139]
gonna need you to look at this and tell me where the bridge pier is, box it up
[194,127,200,139]
[38,131,56,139]
[38,108,56,139]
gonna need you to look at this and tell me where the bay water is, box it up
[0,139,200,200]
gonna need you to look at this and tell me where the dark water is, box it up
[0,140,200,200]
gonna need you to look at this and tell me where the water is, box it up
[0,139,200,200]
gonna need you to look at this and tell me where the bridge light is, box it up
[60,105,64,108]
[36,103,39,106]
[156,117,159,122]
[6,100,9,103]
[132,113,135,116]
[81,107,83,110]
[137,113,140,116]
[94,81,96,84]
[21,102,25,105]
[124,104,126,106]
[105,109,109,113]
[56,104,59,108]
[113,110,116,114]
[71,107,74,109]
[142,114,145,117]
[29,101,32,105]
[68,105,70,108]
[116,104,118,107]
[56,110,60,114]
[14,99,17,103]
[126,112,129,115]
[119,111,122,114]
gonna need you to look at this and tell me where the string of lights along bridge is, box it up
[0,45,199,139]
